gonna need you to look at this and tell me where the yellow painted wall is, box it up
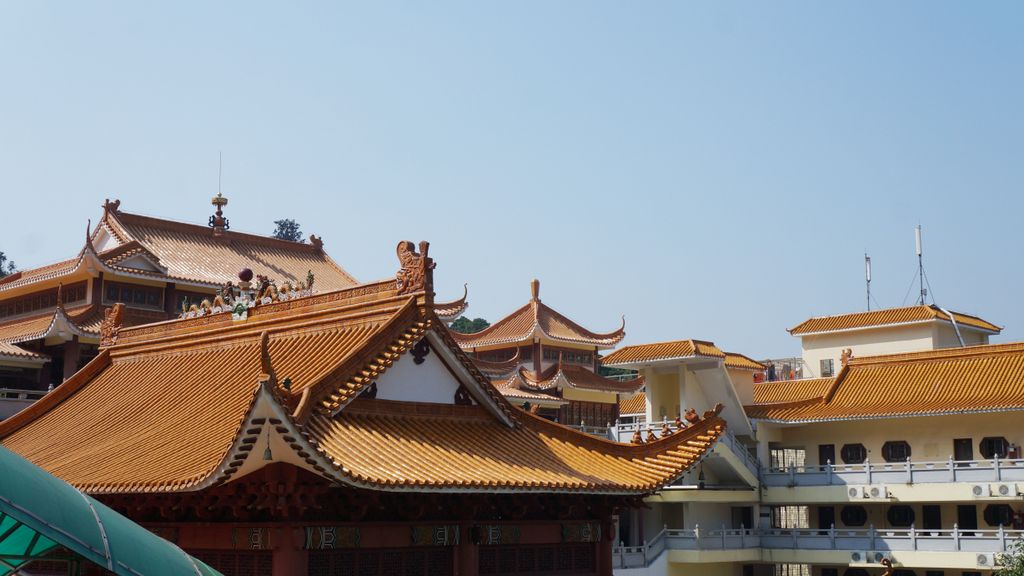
[800,324,935,378]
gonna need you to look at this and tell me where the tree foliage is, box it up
[272,219,304,242]
[0,251,15,278]
[450,316,490,334]
[998,539,1024,576]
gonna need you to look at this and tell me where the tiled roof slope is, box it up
[105,208,357,290]
[306,399,724,493]
[788,305,1001,336]
[752,378,833,404]
[515,363,645,394]
[619,393,646,415]
[451,280,625,349]
[0,342,49,362]
[724,352,766,371]
[0,246,722,495]
[602,339,724,367]
[0,304,165,344]
[745,342,1024,422]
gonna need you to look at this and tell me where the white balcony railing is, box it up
[0,388,47,420]
[613,525,1024,570]
[763,457,1024,487]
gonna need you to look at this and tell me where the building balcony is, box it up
[613,526,1022,570]
[763,458,1024,503]
[0,388,46,420]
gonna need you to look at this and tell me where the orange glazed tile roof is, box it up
[0,342,49,362]
[492,377,567,406]
[724,352,766,371]
[788,305,1001,336]
[0,242,722,495]
[745,342,1024,422]
[619,393,646,415]
[752,378,834,404]
[433,284,468,322]
[0,200,357,294]
[514,363,645,394]
[602,339,725,367]
[305,398,724,493]
[451,280,625,349]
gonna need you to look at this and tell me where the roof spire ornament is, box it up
[208,192,230,237]
[395,240,435,298]
[531,279,540,302]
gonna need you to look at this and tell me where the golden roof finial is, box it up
[208,192,230,237]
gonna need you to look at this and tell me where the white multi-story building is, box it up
[605,306,1020,576]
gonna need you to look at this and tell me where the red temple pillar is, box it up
[533,340,542,376]
[597,538,613,576]
[63,336,81,381]
[272,527,307,576]
[455,523,478,576]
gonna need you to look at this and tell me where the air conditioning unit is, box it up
[991,483,1018,497]
[871,551,892,564]
[866,485,888,499]
[972,484,992,498]
[850,551,866,563]
[849,486,868,499]
[977,553,996,566]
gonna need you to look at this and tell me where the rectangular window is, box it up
[770,447,806,472]
[771,506,809,529]
[0,281,87,320]
[775,565,810,576]
[820,358,835,377]
[104,281,163,309]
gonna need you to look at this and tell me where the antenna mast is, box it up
[865,253,872,311]
[915,225,926,305]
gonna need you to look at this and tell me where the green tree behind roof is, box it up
[0,251,15,278]
[450,316,490,334]
[272,219,304,242]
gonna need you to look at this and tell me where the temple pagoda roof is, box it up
[0,242,722,496]
[0,199,358,294]
[451,279,625,350]
[745,342,1024,423]
[601,339,725,367]
[514,363,645,394]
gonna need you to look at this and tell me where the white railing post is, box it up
[830,523,836,549]
[792,527,798,548]
[995,455,1002,481]
[741,524,746,548]
[953,523,960,550]
[949,455,956,482]
[865,458,872,484]
[722,524,727,549]
[789,464,796,485]
[827,459,833,485]
[869,524,876,549]
[999,524,1006,551]
[910,523,917,550]
[906,457,913,484]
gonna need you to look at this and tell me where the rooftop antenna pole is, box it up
[218,151,222,195]
[915,224,926,305]
[865,253,872,311]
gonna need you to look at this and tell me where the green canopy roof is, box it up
[0,445,222,576]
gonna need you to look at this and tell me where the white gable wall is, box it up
[375,344,461,404]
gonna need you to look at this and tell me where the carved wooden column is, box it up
[454,523,478,576]
[63,336,81,381]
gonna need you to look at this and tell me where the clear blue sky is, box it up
[1,2,1021,358]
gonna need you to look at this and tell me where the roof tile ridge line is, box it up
[821,363,848,404]
[112,289,407,348]
[114,210,332,254]
[111,303,403,360]
[517,401,727,460]
[745,396,827,410]
[435,283,468,310]
[100,204,135,244]
[0,350,112,439]
[849,342,1024,366]
[536,300,626,342]
[292,296,422,422]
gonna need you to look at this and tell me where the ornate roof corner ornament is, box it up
[530,279,540,302]
[395,240,435,296]
[841,348,853,367]
[55,283,65,312]
[259,331,276,384]
[309,235,324,251]
[208,192,230,237]
[102,198,121,217]
[100,303,125,348]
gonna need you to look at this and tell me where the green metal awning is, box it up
[0,445,222,576]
